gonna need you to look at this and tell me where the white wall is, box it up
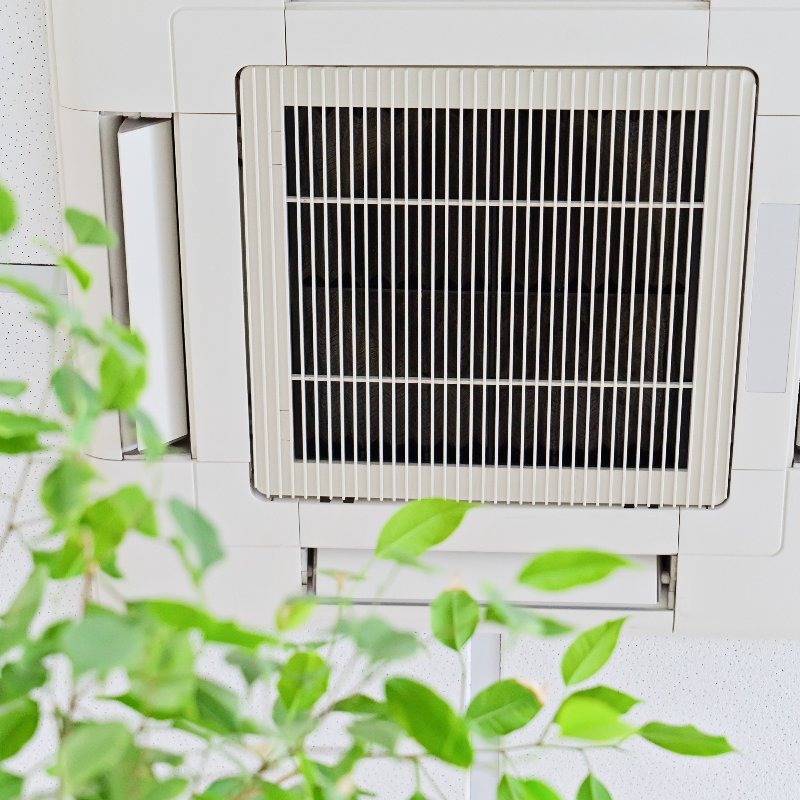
[2,1,800,798]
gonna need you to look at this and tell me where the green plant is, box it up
[0,181,733,800]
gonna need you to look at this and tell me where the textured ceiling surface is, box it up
[0,0,61,263]
[1,2,799,798]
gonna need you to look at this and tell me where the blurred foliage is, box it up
[0,182,732,799]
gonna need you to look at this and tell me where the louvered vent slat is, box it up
[240,67,756,507]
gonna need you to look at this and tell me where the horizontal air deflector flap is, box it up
[314,548,660,607]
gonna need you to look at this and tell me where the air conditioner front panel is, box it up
[240,67,756,507]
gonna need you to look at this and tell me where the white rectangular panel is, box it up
[173,114,251,462]
[732,117,800,472]
[118,118,188,447]
[675,468,800,638]
[746,204,800,394]
[298,500,678,555]
[286,4,709,68]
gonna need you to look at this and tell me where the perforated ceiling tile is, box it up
[502,634,800,800]
[0,0,63,261]
[0,291,66,418]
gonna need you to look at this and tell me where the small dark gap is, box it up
[795,384,800,462]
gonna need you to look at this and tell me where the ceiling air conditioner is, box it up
[46,0,800,637]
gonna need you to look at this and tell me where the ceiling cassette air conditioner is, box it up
[47,0,800,637]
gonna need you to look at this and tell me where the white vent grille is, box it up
[240,67,756,507]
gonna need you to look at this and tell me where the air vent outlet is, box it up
[240,66,756,507]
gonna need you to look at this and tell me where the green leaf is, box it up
[0,433,43,454]
[126,628,196,717]
[0,771,23,800]
[190,679,243,735]
[336,617,419,663]
[52,366,93,415]
[0,658,48,704]
[56,253,92,291]
[0,410,61,437]
[64,207,118,247]
[576,775,613,800]
[82,485,158,564]
[349,717,403,751]
[62,607,147,677]
[0,410,60,454]
[561,618,626,686]
[0,380,25,398]
[99,551,123,579]
[376,499,472,563]
[168,498,223,582]
[518,551,632,592]
[260,783,302,800]
[226,648,280,685]
[465,679,542,738]
[131,600,277,649]
[198,778,250,799]
[129,408,166,460]
[200,779,297,800]
[101,751,185,800]
[497,775,562,800]
[555,696,634,743]
[277,652,329,714]
[299,746,363,793]
[0,567,47,653]
[59,723,133,795]
[483,588,571,638]
[141,748,184,767]
[138,777,189,800]
[332,694,385,716]
[638,722,734,757]
[0,698,39,759]
[100,487,158,539]
[568,686,639,715]
[99,342,147,410]
[271,698,315,744]
[430,588,479,651]
[40,456,96,526]
[275,596,317,631]
[0,184,15,235]
[32,538,85,579]
[51,366,101,446]
[384,677,473,767]
[35,620,71,653]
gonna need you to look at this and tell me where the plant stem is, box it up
[0,453,34,554]
[0,322,62,555]
[418,760,447,800]
[475,741,626,756]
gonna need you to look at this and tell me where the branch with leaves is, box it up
[0,180,733,800]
